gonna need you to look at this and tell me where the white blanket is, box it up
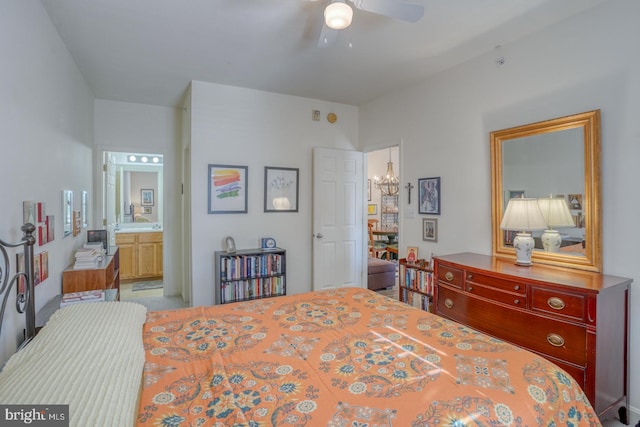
[0,301,147,427]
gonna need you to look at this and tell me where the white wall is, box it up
[94,100,183,296]
[0,0,94,363]
[189,81,359,305]
[360,0,640,414]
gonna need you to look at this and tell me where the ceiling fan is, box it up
[318,0,424,47]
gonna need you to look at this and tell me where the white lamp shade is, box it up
[500,198,547,231]
[324,2,353,30]
[537,197,575,228]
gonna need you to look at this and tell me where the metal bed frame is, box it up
[0,223,36,347]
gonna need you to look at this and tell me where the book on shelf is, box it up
[60,290,105,307]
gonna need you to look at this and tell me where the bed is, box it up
[0,225,602,426]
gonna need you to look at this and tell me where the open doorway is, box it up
[103,151,164,300]
[367,146,400,261]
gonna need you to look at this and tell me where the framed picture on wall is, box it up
[143,206,152,214]
[208,164,248,214]
[141,189,154,206]
[422,218,438,242]
[418,177,440,215]
[81,190,88,228]
[264,166,299,212]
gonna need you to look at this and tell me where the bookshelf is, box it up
[398,258,433,312]
[215,248,286,304]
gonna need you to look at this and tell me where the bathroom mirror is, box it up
[491,110,601,271]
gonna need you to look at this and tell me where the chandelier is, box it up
[376,149,399,196]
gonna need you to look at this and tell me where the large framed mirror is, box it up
[491,110,601,272]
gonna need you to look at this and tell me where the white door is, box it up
[312,148,365,290]
[104,152,117,247]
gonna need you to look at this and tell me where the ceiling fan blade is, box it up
[318,23,339,48]
[351,0,424,22]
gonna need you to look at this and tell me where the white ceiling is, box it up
[39,0,607,107]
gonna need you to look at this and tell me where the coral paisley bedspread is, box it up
[137,288,600,426]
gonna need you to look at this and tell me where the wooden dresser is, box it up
[433,252,631,422]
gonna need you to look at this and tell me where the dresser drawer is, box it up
[531,287,586,322]
[437,264,464,288]
[438,285,586,366]
[465,283,526,308]
[465,272,526,294]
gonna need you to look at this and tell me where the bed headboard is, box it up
[0,223,37,346]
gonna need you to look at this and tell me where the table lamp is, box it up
[500,198,547,266]
[537,196,575,252]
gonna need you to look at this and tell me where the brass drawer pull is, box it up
[467,273,473,280]
[547,297,566,310]
[513,285,520,291]
[547,333,565,347]
[444,298,454,309]
[445,272,454,282]
[513,299,520,305]
[468,286,473,292]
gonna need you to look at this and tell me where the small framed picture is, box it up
[418,177,440,215]
[141,189,155,206]
[423,218,438,242]
[368,204,377,215]
[508,190,525,199]
[568,193,582,210]
[406,246,418,262]
[264,166,299,213]
[143,206,152,214]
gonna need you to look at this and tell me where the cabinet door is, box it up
[157,242,163,275]
[137,242,158,278]
[118,243,136,279]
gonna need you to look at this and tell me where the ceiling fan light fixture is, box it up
[324,2,353,30]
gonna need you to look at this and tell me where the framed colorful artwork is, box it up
[368,204,377,215]
[264,166,299,212]
[418,177,440,215]
[208,164,248,214]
